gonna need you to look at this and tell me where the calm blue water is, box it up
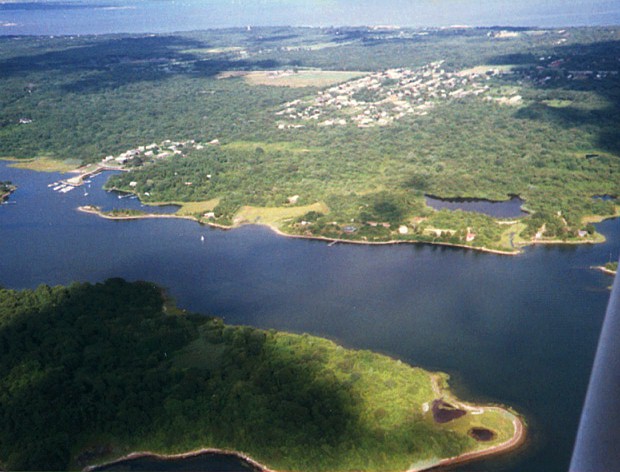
[1,160,619,472]
[0,0,619,36]
[425,194,527,218]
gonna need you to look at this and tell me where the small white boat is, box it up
[200,235,205,242]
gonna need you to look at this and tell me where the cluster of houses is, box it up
[59,137,219,189]
[100,138,222,166]
[101,139,209,165]
[515,55,619,86]
[275,61,509,129]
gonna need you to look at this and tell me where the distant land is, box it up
[0,0,619,35]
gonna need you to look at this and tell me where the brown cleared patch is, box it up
[468,427,497,441]
[432,399,466,423]
[217,69,368,88]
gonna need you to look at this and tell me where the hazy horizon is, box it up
[1,0,619,35]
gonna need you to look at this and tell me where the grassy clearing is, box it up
[243,69,369,88]
[149,198,221,216]
[176,199,221,216]
[234,202,329,227]
[427,405,517,451]
[284,41,355,51]
[3,157,80,173]
[457,64,518,76]
[499,222,528,248]
[542,99,573,108]
[582,205,620,223]
[182,47,245,55]
[221,141,317,154]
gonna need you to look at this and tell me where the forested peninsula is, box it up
[0,279,523,471]
[1,26,619,252]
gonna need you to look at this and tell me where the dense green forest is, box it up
[1,26,619,250]
[0,279,519,471]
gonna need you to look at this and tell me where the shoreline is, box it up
[76,205,613,256]
[412,415,526,471]
[83,376,526,472]
[83,448,275,472]
[591,265,617,276]
[1,190,13,202]
[77,205,199,223]
[408,375,527,471]
[77,206,521,256]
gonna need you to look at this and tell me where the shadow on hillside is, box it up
[0,35,282,93]
[489,39,620,156]
[0,279,359,471]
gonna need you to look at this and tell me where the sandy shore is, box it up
[407,374,527,471]
[414,415,526,471]
[592,265,617,276]
[77,206,199,223]
[77,206,521,256]
[84,375,526,472]
[83,447,275,472]
[527,237,603,246]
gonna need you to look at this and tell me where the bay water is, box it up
[1,161,618,471]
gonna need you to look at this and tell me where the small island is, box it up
[0,180,16,203]
[593,261,618,276]
[0,279,525,472]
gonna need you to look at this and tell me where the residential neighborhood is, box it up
[275,61,511,128]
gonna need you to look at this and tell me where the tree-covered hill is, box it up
[0,279,520,471]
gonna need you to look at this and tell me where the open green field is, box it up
[148,198,221,216]
[2,157,80,173]
[0,280,522,472]
[233,202,330,226]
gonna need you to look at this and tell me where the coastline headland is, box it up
[79,203,616,256]
[77,205,521,256]
[592,265,617,276]
[83,372,526,472]
[84,448,274,472]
